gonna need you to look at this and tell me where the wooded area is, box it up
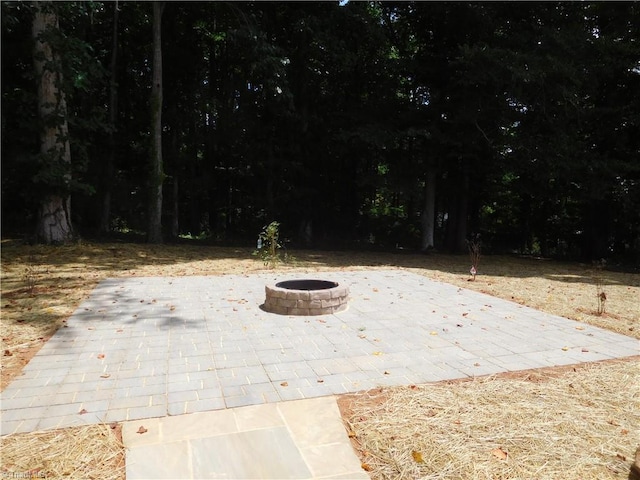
[2,1,639,262]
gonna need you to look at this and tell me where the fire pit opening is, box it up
[275,279,337,291]
[264,279,349,316]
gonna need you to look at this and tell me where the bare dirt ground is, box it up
[1,240,638,478]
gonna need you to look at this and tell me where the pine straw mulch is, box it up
[1,239,638,479]
[338,358,640,480]
[0,423,125,480]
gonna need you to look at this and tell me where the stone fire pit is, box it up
[263,279,349,316]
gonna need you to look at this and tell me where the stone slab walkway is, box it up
[1,269,638,436]
[122,396,368,479]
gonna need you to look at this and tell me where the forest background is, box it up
[2,1,639,265]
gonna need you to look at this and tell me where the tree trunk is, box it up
[147,2,165,243]
[100,1,119,235]
[421,168,436,251]
[444,163,469,253]
[32,1,74,244]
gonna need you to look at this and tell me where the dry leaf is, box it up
[491,447,508,460]
[361,463,372,472]
[137,426,148,434]
[97,353,105,359]
[372,351,383,356]
[561,346,569,351]
[280,382,288,387]
[4,350,12,356]
[383,371,390,375]
[78,408,88,415]
[429,331,438,336]
[621,428,629,435]
[317,379,324,383]
[581,348,589,352]
[100,373,110,378]
[411,450,425,463]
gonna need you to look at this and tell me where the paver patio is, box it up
[1,269,637,436]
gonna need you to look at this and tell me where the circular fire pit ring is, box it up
[264,279,349,316]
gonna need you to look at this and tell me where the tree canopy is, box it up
[2,1,638,263]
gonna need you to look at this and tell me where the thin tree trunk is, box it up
[32,1,73,244]
[147,1,165,243]
[100,1,119,235]
[421,168,436,251]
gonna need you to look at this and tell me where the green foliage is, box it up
[253,221,286,268]
[1,2,638,261]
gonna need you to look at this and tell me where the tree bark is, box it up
[421,168,436,251]
[147,1,165,243]
[32,1,74,244]
[100,1,119,235]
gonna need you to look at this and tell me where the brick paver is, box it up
[1,269,637,435]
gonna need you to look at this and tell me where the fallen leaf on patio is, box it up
[79,408,87,415]
[430,331,438,335]
[280,382,288,387]
[318,319,326,323]
[97,354,105,359]
[581,348,589,352]
[462,312,469,317]
[372,288,378,292]
[383,371,390,375]
[170,305,176,311]
[575,326,585,330]
[347,429,356,438]
[373,351,383,356]
[474,362,481,367]
[358,334,366,339]
[412,450,425,463]
[562,346,569,351]
[137,426,148,434]
[116,329,123,333]
[317,379,324,383]
[361,463,372,472]
[100,374,110,378]
[491,447,508,460]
